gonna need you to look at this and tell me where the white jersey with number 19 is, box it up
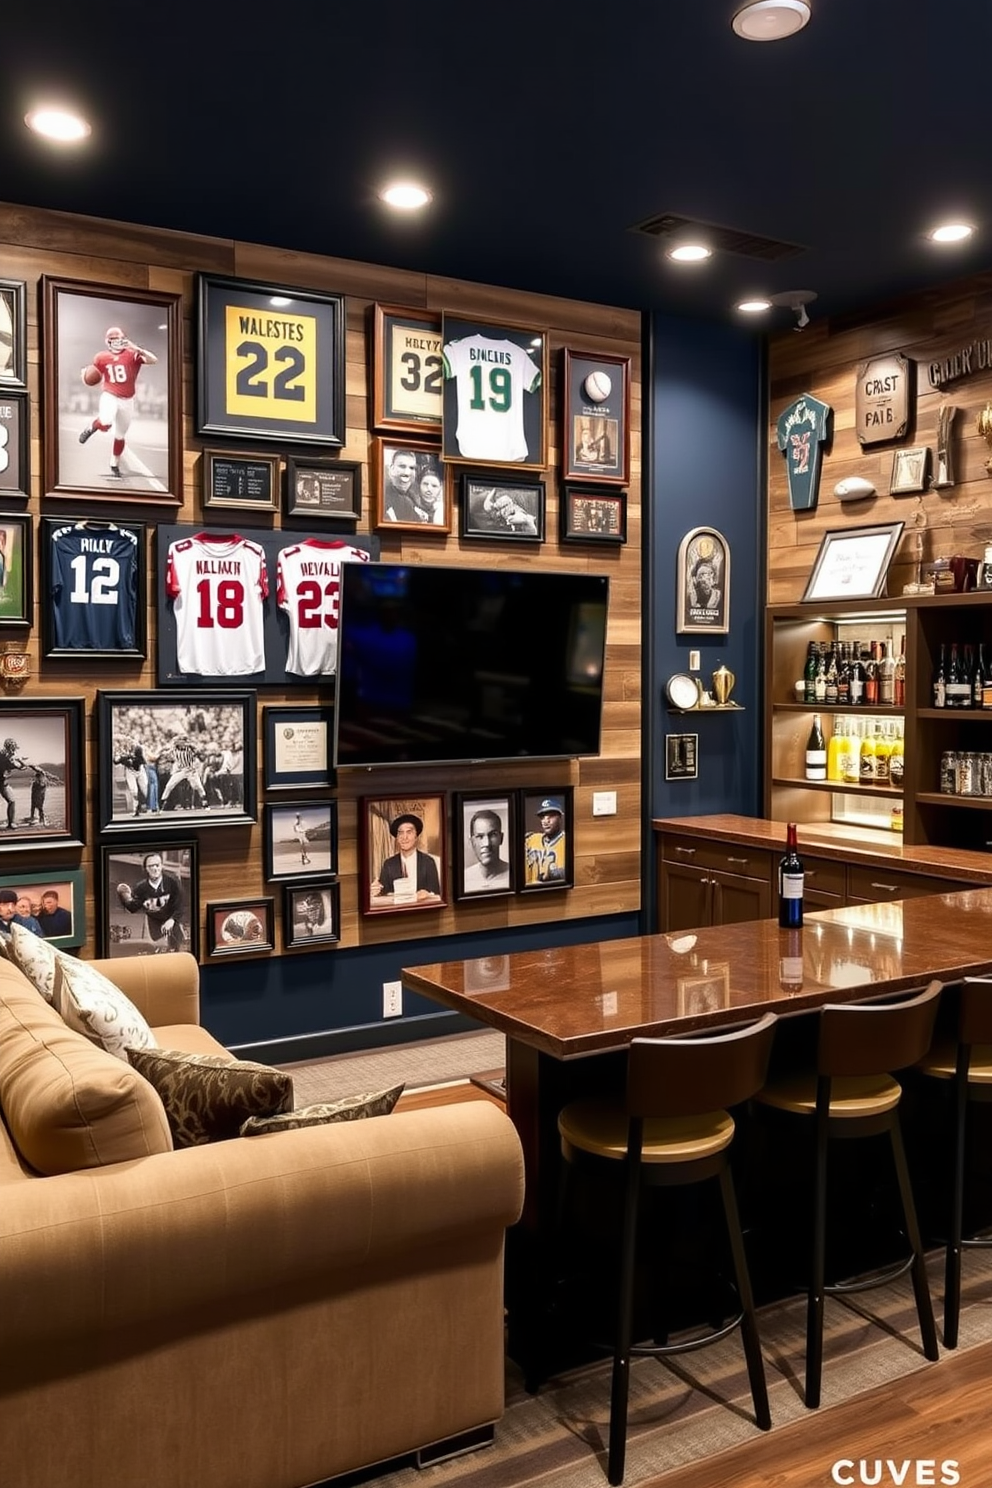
[276,538,370,676]
[165,532,268,675]
[442,334,542,462]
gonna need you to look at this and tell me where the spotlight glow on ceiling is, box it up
[379,182,432,210]
[732,0,811,41]
[25,105,91,142]
[736,298,773,313]
[667,244,712,263]
[929,222,974,244]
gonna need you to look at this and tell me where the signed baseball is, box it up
[584,370,612,403]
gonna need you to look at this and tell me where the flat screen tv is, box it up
[334,563,609,768]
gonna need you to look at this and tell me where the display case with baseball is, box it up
[561,348,631,485]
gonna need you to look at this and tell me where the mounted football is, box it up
[82,364,101,386]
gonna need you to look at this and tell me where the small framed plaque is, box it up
[560,485,627,544]
[890,445,930,496]
[285,456,361,521]
[203,449,279,512]
[665,733,699,781]
[856,353,911,446]
[262,705,335,791]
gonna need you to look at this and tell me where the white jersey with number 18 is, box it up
[442,334,541,462]
[276,538,370,676]
[165,532,268,676]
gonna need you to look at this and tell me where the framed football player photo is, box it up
[95,689,257,834]
[372,438,452,532]
[0,512,32,629]
[205,897,275,958]
[518,786,574,893]
[441,313,548,470]
[263,800,337,882]
[560,486,627,545]
[452,793,515,902]
[41,276,183,505]
[0,393,30,503]
[283,879,341,949]
[361,794,447,916]
[561,349,631,486]
[0,699,86,853]
[459,475,545,543]
[371,303,443,435]
[0,278,27,390]
[40,516,147,659]
[99,839,199,960]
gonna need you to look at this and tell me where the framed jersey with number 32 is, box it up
[195,274,345,447]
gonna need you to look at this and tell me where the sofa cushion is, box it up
[4,921,58,1001]
[0,972,173,1174]
[240,1083,405,1135]
[126,1047,294,1147]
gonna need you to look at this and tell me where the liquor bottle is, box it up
[843,717,862,784]
[878,638,895,705]
[803,641,818,704]
[864,641,879,706]
[973,642,986,709]
[826,718,846,781]
[947,643,971,709]
[889,720,904,788]
[849,642,866,706]
[933,643,947,708]
[894,634,906,708]
[873,721,891,784]
[814,644,827,703]
[859,722,876,783]
[805,713,827,780]
[778,822,804,929]
[836,642,851,706]
[824,644,839,706]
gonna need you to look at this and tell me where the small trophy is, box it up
[933,403,956,488]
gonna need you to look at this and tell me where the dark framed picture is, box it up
[99,839,198,960]
[453,793,515,901]
[890,445,930,495]
[96,689,256,833]
[0,513,32,628]
[263,800,337,882]
[371,303,443,434]
[441,313,548,470]
[283,880,340,948]
[519,787,574,892]
[0,866,85,949]
[263,705,335,791]
[676,526,731,635]
[460,474,545,541]
[372,438,451,531]
[0,699,85,851]
[285,456,361,522]
[41,276,182,504]
[677,962,731,1018]
[361,794,447,915]
[0,278,27,390]
[560,486,627,545]
[40,516,146,658]
[202,449,280,513]
[562,349,631,485]
[206,897,275,957]
[801,521,905,603]
[195,273,345,448]
[0,392,30,501]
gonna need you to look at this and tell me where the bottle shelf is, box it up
[918,708,992,720]
[771,775,903,802]
[916,791,992,809]
[775,702,905,715]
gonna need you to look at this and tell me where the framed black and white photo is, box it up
[206,897,275,957]
[40,516,146,658]
[802,521,905,603]
[441,314,548,470]
[99,839,198,960]
[676,526,731,635]
[371,304,443,434]
[0,699,85,851]
[562,349,631,485]
[0,278,27,390]
[284,456,361,522]
[263,704,335,791]
[263,800,337,882]
[0,513,32,629]
[0,392,30,502]
[518,787,574,892]
[361,794,447,915]
[890,445,930,496]
[0,866,85,949]
[372,438,451,532]
[560,486,627,545]
[195,274,345,447]
[452,793,515,901]
[459,474,545,542]
[96,690,256,833]
[202,449,280,513]
[283,880,340,948]
[42,276,183,505]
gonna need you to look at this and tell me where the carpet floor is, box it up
[281,1028,506,1105]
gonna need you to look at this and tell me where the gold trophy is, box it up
[712,663,735,706]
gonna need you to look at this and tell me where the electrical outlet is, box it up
[592,790,617,816]
[382,981,402,1018]
[689,649,701,671]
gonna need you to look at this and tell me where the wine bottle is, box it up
[849,642,866,706]
[824,644,839,705]
[878,639,895,706]
[803,641,818,704]
[864,641,879,706]
[837,642,851,706]
[973,642,986,709]
[894,634,906,708]
[814,644,827,703]
[933,643,947,708]
[947,642,971,709]
[779,926,804,993]
[805,713,827,780]
[778,823,804,929]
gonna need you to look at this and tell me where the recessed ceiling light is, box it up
[379,182,432,210]
[667,244,712,263]
[732,0,811,41]
[24,105,91,142]
[269,296,292,308]
[737,298,773,313]
[929,222,974,244]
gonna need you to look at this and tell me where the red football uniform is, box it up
[92,347,146,399]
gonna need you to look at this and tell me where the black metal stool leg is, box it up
[944,1075,967,1349]
[718,1165,771,1429]
[888,1117,939,1362]
[805,1107,829,1409]
[607,1149,641,1486]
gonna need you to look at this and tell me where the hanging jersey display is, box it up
[442,333,542,462]
[49,522,141,651]
[165,531,268,675]
[276,538,370,676]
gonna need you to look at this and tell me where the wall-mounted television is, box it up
[333,564,609,768]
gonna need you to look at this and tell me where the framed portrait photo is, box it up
[519,787,574,893]
[890,445,930,495]
[0,866,85,950]
[202,449,280,513]
[0,699,85,851]
[801,521,905,603]
[0,513,32,628]
[371,303,443,434]
[264,800,337,882]
[0,392,30,502]
[195,273,345,447]
[372,438,451,532]
[676,526,731,635]
[99,839,199,960]
[560,485,627,545]
[40,516,146,659]
[0,278,27,390]
[262,704,335,791]
[283,879,341,949]
[206,897,275,957]
[677,962,731,1019]
[285,456,361,522]
[441,313,548,470]
[459,474,545,542]
[96,689,257,833]
[361,794,447,915]
[562,349,631,485]
[453,793,515,902]
[41,276,182,505]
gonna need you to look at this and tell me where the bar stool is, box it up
[755,980,943,1410]
[556,1011,778,1487]
[917,975,992,1348]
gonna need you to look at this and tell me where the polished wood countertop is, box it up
[402,889,992,1060]
[653,813,992,884]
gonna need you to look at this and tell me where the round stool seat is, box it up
[558,1097,734,1163]
[918,1042,992,1083]
[756,1072,901,1117]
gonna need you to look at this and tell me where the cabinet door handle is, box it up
[870,881,898,893]
[806,869,817,879]
[726,856,748,866]
[675,845,696,857]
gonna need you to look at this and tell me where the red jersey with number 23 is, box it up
[277,539,370,676]
[166,532,268,675]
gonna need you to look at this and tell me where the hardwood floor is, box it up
[395,1078,504,1112]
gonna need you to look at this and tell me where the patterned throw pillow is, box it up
[6,921,59,1002]
[240,1083,405,1136]
[127,1047,294,1147]
[51,954,158,1061]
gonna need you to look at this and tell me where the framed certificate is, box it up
[262,705,335,791]
[802,521,905,603]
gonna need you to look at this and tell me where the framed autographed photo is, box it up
[361,794,447,915]
[441,313,548,470]
[0,279,27,389]
[562,349,630,485]
[285,456,361,522]
[41,276,183,505]
[519,787,574,893]
[0,866,85,949]
[676,526,730,635]
[0,513,32,628]
[263,800,337,882]
[371,303,443,434]
[0,392,30,502]
[0,699,86,851]
[206,897,275,957]
[202,449,280,513]
[196,274,345,447]
[372,438,451,532]
[452,793,515,902]
[459,474,545,542]
[283,880,340,948]
[100,839,199,960]
[263,704,335,790]
[801,521,905,603]
[560,486,627,545]
[40,516,146,659]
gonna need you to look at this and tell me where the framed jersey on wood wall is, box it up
[441,314,548,470]
[40,516,147,659]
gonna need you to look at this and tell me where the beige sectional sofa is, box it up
[0,949,525,1488]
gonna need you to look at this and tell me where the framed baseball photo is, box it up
[96,689,256,833]
[0,699,85,852]
[206,897,275,957]
[518,787,574,893]
[195,273,345,447]
[441,313,548,470]
[262,704,335,791]
[562,349,630,485]
[452,793,515,901]
[0,513,32,629]
[263,800,337,882]
[0,278,27,390]
[676,526,730,635]
[361,794,447,915]
[460,474,545,542]
[40,516,146,659]
[371,304,443,434]
[0,866,85,950]
[41,276,183,505]
[99,839,198,960]
[372,438,451,532]
[560,486,627,545]
[284,456,362,522]
[202,449,280,513]
[283,880,341,949]
[0,392,30,502]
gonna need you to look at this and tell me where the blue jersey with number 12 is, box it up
[50,524,140,650]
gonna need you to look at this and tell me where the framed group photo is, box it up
[42,276,183,504]
[0,866,85,949]
[264,800,337,881]
[676,526,730,635]
[206,897,275,957]
[40,516,146,659]
[0,699,85,851]
[0,512,32,628]
[441,313,548,470]
[0,393,30,503]
[285,456,362,522]
[99,840,198,960]
[0,278,27,389]
[283,880,341,948]
[361,794,447,915]
[371,304,443,434]
[263,705,335,791]
[452,793,515,902]
[519,787,574,892]
[372,438,451,531]
[202,449,280,513]
[560,486,627,545]
[562,349,631,485]
[460,474,545,542]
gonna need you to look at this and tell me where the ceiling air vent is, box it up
[630,212,806,263]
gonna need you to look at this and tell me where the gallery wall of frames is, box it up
[0,202,642,963]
